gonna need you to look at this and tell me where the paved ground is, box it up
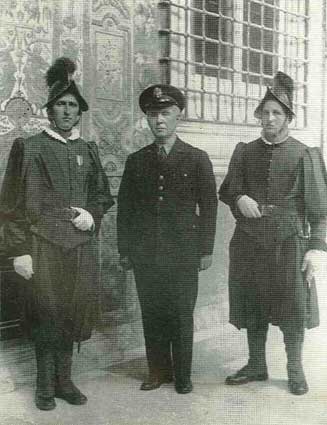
[2,266,327,425]
[0,321,327,425]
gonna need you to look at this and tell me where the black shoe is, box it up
[175,380,193,394]
[140,375,172,391]
[225,365,268,385]
[288,379,309,395]
[55,383,87,405]
[35,393,56,411]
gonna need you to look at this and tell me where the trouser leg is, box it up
[34,341,56,410]
[54,339,87,404]
[281,325,308,394]
[171,266,198,388]
[247,325,269,373]
[225,324,269,385]
[171,312,194,385]
[54,340,74,391]
[134,265,173,380]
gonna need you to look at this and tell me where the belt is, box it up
[258,204,298,217]
[258,204,278,217]
[43,207,79,221]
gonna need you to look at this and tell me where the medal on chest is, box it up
[76,155,83,166]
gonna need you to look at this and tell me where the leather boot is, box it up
[35,345,56,411]
[283,327,308,395]
[54,343,87,405]
[226,326,268,385]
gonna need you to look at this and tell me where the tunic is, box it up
[117,138,218,266]
[0,130,114,345]
[219,137,327,330]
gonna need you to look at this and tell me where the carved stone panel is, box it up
[88,1,134,321]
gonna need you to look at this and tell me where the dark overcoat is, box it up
[117,137,218,266]
[0,131,114,344]
[219,137,327,330]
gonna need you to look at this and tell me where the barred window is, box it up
[159,0,309,127]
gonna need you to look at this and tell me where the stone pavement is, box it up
[0,321,326,425]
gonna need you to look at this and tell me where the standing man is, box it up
[219,71,327,395]
[117,84,217,394]
[0,57,114,410]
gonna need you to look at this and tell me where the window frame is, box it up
[158,0,309,128]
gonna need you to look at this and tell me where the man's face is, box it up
[261,99,289,138]
[49,93,80,131]
[146,105,180,142]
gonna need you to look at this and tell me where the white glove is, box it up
[301,249,327,286]
[237,195,262,218]
[71,207,94,231]
[13,255,33,280]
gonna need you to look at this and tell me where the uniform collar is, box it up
[43,126,80,144]
[261,131,290,146]
[155,136,177,155]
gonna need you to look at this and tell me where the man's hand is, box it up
[71,207,94,231]
[13,255,33,280]
[119,256,133,271]
[199,255,213,271]
[301,249,323,286]
[237,195,262,218]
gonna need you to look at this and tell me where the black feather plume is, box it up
[273,71,294,102]
[45,57,76,88]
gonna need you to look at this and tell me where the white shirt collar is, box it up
[261,131,290,145]
[43,126,80,144]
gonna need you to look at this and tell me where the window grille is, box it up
[158,0,309,127]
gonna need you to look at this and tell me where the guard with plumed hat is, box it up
[0,57,114,410]
[254,71,295,120]
[44,57,88,112]
[117,83,217,394]
[219,71,327,395]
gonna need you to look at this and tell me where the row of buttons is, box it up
[159,175,164,201]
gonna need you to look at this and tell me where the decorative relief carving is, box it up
[125,0,161,158]
[89,0,133,319]
[60,0,84,84]
[133,0,160,119]
[93,0,130,20]
[0,0,53,113]
[95,31,125,101]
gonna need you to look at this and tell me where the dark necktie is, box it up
[158,145,168,161]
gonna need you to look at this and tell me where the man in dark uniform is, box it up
[219,71,327,395]
[117,84,217,394]
[0,57,114,410]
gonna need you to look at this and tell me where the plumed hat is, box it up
[254,71,295,119]
[139,84,185,113]
[43,57,88,112]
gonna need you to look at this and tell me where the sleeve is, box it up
[302,147,327,251]
[116,155,134,258]
[197,151,218,256]
[0,138,31,257]
[218,142,246,218]
[86,142,115,235]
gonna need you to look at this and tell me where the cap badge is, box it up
[153,87,162,99]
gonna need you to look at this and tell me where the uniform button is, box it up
[159,175,164,180]
[158,196,163,201]
[159,186,164,191]
[183,173,188,177]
